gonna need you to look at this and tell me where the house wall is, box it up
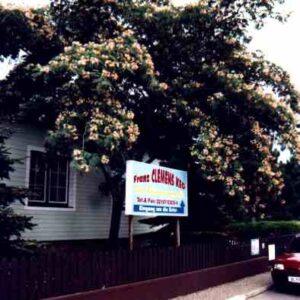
[5,124,154,241]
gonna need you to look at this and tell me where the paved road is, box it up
[253,289,300,299]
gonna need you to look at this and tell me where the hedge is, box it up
[227,221,300,238]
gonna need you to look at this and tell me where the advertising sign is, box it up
[268,244,276,261]
[125,160,188,217]
[251,238,260,256]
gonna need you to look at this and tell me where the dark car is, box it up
[271,235,300,289]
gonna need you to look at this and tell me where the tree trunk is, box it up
[108,187,124,246]
[101,165,124,247]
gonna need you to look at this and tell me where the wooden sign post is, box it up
[175,218,181,247]
[128,215,134,251]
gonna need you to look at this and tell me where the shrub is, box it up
[227,221,300,239]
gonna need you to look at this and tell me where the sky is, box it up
[1,0,300,90]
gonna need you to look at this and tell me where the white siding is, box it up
[5,124,153,241]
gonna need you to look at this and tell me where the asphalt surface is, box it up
[253,288,300,299]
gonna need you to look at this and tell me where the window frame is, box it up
[47,161,70,206]
[27,148,48,205]
[25,146,75,211]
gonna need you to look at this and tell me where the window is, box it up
[28,150,70,207]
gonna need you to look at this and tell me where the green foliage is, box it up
[0,129,14,180]
[0,128,35,256]
[278,159,300,219]
[0,6,63,63]
[0,0,299,236]
[228,220,300,238]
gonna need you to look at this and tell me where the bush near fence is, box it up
[0,235,295,300]
[228,221,300,238]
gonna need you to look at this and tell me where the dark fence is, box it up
[0,235,294,300]
[0,240,252,300]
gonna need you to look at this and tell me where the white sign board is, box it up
[268,244,276,261]
[251,239,260,256]
[125,160,188,217]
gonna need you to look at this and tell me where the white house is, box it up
[5,124,154,241]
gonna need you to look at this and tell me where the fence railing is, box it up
[0,235,294,300]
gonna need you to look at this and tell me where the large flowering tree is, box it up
[0,0,299,240]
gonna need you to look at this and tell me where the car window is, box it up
[289,238,300,252]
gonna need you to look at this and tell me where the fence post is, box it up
[128,215,134,251]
